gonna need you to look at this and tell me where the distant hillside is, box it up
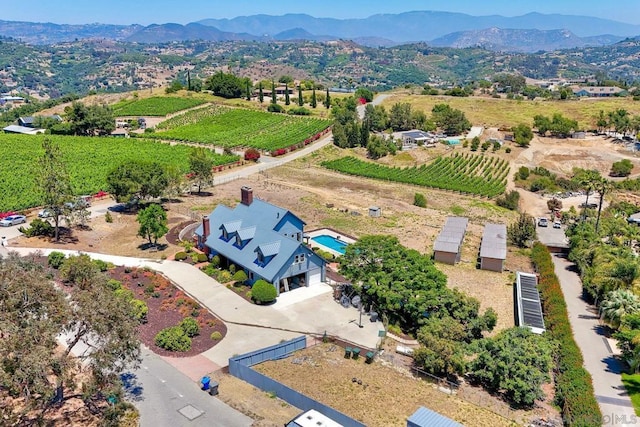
[273,28,333,42]
[198,11,640,41]
[430,28,624,53]
[126,23,259,43]
[0,19,140,44]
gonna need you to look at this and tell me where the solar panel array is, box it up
[516,272,546,334]
[433,217,469,256]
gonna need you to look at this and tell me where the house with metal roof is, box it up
[401,129,436,149]
[2,124,45,135]
[433,216,468,265]
[515,272,546,334]
[479,223,507,272]
[407,406,462,427]
[195,187,326,295]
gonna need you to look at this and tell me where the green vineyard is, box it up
[321,153,509,197]
[113,96,207,116]
[150,105,331,151]
[0,135,239,212]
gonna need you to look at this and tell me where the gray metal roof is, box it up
[402,130,430,139]
[407,406,462,427]
[516,272,546,334]
[479,223,507,260]
[433,217,469,254]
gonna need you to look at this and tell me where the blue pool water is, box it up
[311,234,349,254]
[447,138,461,145]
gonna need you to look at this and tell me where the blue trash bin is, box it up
[201,376,211,391]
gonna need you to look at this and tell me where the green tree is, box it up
[271,81,277,105]
[364,104,388,132]
[258,82,264,103]
[205,71,245,99]
[611,159,634,177]
[513,123,533,147]
[413,193,427,208]
[595,110,609,133]
[297,85,304,106]
[601,290,640,329]
[252,279,277,304]
[189,147,214,194]
[431,104,471,135]
[284,83,290,105]
[496,190,520,211]
[65,101,115,136]
[35,138,73,241]
[278,75,293,84]
[414,316,467,377]
[245,80,251,101]
[106,160,168,203]
[137,203,168,246]
[572,168,602,214]
[325,88,331,108]
[311,88,317,108]
[355,87,374,102]
[470,327,554,407]
[507,213,536,248]
[389,102,413,131]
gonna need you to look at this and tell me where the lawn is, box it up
[112,96,207,116]
[383,94,640,130]
[0,134,239,212]
[622,373,640,416]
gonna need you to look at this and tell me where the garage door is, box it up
[307,269,322,286]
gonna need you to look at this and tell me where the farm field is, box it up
[112,96,208,116]
[383,93,640,130]
[151,105,331,151]
[322,153,509,197]
[0,135,238,212]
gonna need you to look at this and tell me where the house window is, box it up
[294,255,299,263]
[299,253,305,263]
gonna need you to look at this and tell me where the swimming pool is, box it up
[311,234,349,254]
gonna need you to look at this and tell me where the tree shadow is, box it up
[120,372,144,401]
[190,191,213,197]
[137,243,168,251]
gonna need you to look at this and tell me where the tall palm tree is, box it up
[573,169,602,217]
[601,289,640,329]
[595,178,614,233]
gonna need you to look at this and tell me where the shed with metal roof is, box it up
[407,407,462,427]
[479,223,507,272]
[433,216,468,265]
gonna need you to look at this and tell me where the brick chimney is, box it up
[241,186,253,206]
[201,215,211,255]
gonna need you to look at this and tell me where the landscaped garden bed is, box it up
[108,266,227,357]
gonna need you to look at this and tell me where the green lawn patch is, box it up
[622,373,640,416]
[113,96,207,116]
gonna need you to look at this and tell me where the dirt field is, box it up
[252,342,541,427]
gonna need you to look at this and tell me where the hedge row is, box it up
[531,243,602,427]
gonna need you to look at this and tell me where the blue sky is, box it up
[2,0,640,25]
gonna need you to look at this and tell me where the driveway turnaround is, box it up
[552,255,637,426]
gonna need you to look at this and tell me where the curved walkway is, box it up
[552,254,636,426]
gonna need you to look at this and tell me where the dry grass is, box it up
[381,93,640,130]
[254,343,525,427]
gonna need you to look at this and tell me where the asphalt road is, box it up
[125,347,252,427]
[552,255,637,426]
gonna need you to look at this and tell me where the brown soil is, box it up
[253,342,546,427]
[108,266,227,357]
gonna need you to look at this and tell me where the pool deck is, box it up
[307,228,357,257]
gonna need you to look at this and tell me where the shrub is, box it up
[229,264,236,274]
[496,190,520,211]
[611,159,634,177]
[196,253,208,263]
[267,104,284,113]
[114,288,135,302]
[233,270,248,283]
[516,166,530,180]
[244,148,261,162]
[179,317,200,337]
[505,147,512,153]
[154,326,191,352]
[288,106,311,115]
[413,193,427,208]
[531,243,601,425]
[210,331,223,340]
[547,198,563,211]
[105,211,113,223]
[210,255,220,267]
[251,280,277,304]
[174,252,188,261]
[130,299,148,322]
[216,270,233,283]
[93,259,108,272]
[19,218,54,237]
[47,251,66,269]
[107,279,123,291]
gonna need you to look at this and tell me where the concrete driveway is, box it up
[552,254,636,426]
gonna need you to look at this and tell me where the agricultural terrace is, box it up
[322,153,509,197]
[383,94,640,130]
[0,135,238,212]
[112,96,208,116]
[150,105,332,152]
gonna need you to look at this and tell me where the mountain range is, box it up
[0,11,639,52]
